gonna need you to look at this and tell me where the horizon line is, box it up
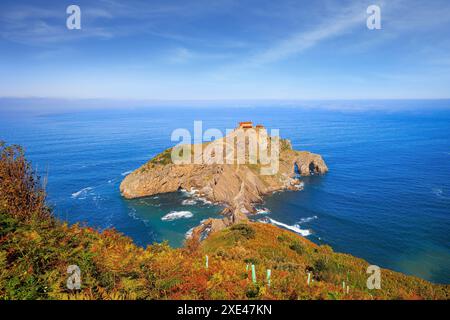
[1,97,450,102]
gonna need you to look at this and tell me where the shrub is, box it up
[230,224,255,240]
[245,284,260,298]
[277,234,291,243]
[312,257,341,282]
[0,142,51,222]
[289,241,304,255]
[244,257,259,265]
[313,258,329,281]
[149,148,173,165]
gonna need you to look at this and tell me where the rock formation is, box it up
[120,125,328,238]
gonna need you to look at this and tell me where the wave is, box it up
[265,217,311,236]
[161,210,193,221]
[256,208,271,215]
[180,188,199,196]
[185,227,195,239]
[182,199,198,205]
[298,215,318,224]
[432,188,449,200]
[128,207,138,219]
[108,177,120,184]
[293,181,305,190]
[180,188,214,205]
[71,187,93,199]
[121,170,133,176]
[197,197,212,205]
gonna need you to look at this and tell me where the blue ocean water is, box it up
[0,104,449,284]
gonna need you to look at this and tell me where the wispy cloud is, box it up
[0,4,114,45]
[0,0,238,45]
[208,1,371,77]
[166,47,234,64]
[250,6,366,65]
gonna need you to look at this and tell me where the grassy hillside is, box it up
[0,142,448,300]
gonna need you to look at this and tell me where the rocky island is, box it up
[120,122,328,238]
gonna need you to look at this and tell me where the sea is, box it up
[0,100,449,284]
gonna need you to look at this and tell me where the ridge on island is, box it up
[120,122,328,238]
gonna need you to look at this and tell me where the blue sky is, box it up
[0,0,450,100]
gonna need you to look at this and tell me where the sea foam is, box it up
[256,208,271,215]
[161,211,193,221]
[267,218,311,236]
[197,197,212,205]
[185,227,195,239]
[298,215,318,224]
[182,199,198,205]
[71,187,93,199]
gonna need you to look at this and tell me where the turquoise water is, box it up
[0,103,449,283]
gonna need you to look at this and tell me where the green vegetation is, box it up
[229,224,256,240]
[149,148,173,165]
[0,142,449,300]
[289,241,305,255]
[280,138,292,152]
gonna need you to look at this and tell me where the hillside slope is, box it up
[1,211,448,300]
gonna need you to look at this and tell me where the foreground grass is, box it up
[1,212,449,300]
[0,142,448,300]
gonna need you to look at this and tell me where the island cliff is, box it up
[120,123,328,238]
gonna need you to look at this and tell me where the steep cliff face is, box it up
[120,128,328,236]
